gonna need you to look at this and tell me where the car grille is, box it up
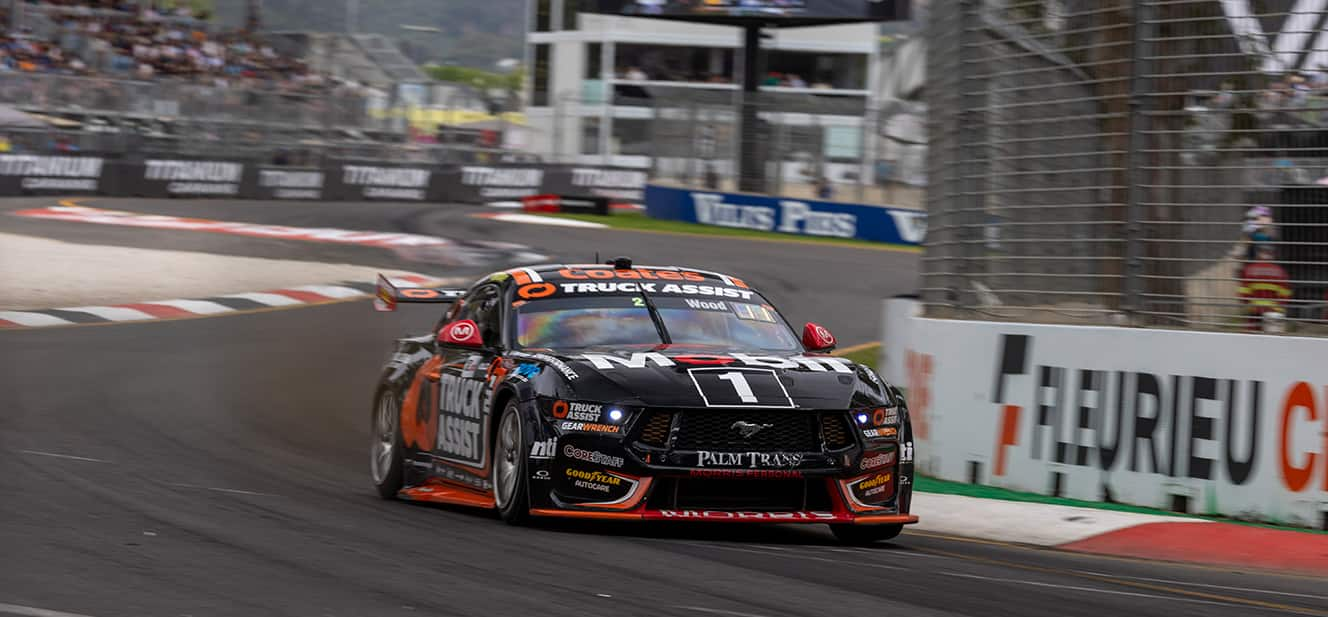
[672,410,820,452]
[821,413,853,450]
[636,410,673,447]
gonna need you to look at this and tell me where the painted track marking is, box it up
[675,606,779,617]
[161,482,278,497]
[0,603,99,617]
[1074,571,1328,601]
[17,450,111,464]
[939,571,1249,610]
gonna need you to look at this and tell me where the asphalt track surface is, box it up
[1,198,1324,617]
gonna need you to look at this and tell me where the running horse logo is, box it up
[730,420,774,439]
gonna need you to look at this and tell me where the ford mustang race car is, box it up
[369,258,917,543]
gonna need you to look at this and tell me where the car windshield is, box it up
[514,294,801,351]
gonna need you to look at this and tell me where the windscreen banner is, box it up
[880,298,1328,527]
[644,184,926,246]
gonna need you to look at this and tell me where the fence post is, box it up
[1123,0,1152,321]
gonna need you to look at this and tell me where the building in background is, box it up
[525,0,881,176]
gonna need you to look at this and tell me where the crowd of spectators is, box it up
[1,1,332,91]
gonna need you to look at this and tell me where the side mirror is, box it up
[438,319,484,348]
[802,322,837,352]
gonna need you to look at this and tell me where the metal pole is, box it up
[737,25,765,193]
[1123,0,1152,320]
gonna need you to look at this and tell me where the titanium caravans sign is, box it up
[881,298,1328,527]
[459,166,545,200]
[341,165,430,201]
[256,168,324,200]
[568,167,648,201]
[0,155,103,193]
[144,160,243,196]
[645,184,926,246]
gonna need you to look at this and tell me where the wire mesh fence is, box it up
[924,0,1328,335]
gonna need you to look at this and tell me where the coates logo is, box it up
[860,451,896,470]
[905,350,933,439]
[440,320,481,346]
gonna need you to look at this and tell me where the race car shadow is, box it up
[533,517,922,552]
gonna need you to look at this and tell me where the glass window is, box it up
[561,0,579,30]
[513,294,799,352]
[456,285,502,347]
[531,44,551,107]
[585,42,602,80]
[581,117,601,155]
[534,0,552,32]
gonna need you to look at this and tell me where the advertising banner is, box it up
[0,154,104,195]
[253,167,326,201]
[645,184,926,246]
[137,159,247,198]
[881,299,1328,526]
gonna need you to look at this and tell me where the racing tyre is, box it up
[493,400,531,525]
[830,523,904,545]
[370,388,405,499]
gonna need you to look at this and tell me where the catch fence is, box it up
[923,0,1328,335]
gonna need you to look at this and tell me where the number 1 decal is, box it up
[687,368,795,408]
[717,371,757,403]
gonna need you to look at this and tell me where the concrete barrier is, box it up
[881,297,1328,528]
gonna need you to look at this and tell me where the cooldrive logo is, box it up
[691,193,856,238]
[145,160,241,195]
[571,168,646,200]
[343,165,429,201]
[0,155,103,191]
[461,166,544,199]
[259,169,323,200]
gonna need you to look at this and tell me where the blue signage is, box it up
[644,184,926,246]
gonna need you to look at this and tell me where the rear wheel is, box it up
[370,388,405,499]
[493,401,531,525]
[830,523,904,545]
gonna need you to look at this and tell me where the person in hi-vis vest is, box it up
[1238,243,1291,330]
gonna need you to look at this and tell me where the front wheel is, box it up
[370,388,405,499]
[830,523,904,545]
[492,400,531,525]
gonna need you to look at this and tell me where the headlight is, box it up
[855,406,900,440]
[542,398,636,425]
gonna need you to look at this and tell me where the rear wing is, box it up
[374,274,466,312]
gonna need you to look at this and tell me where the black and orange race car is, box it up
[369,258,917,543]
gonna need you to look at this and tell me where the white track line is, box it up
[17,450,111,464]
[146,299,235,314]
[939,571,1273,611]
[0,312,73,327]
[290,284,365,299]
[1075,571,1328,601]
[675,607,778,617]
[0,602,100,617]
[59,306,154,322]
[222,292,303,306]
[161,482,278,497]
